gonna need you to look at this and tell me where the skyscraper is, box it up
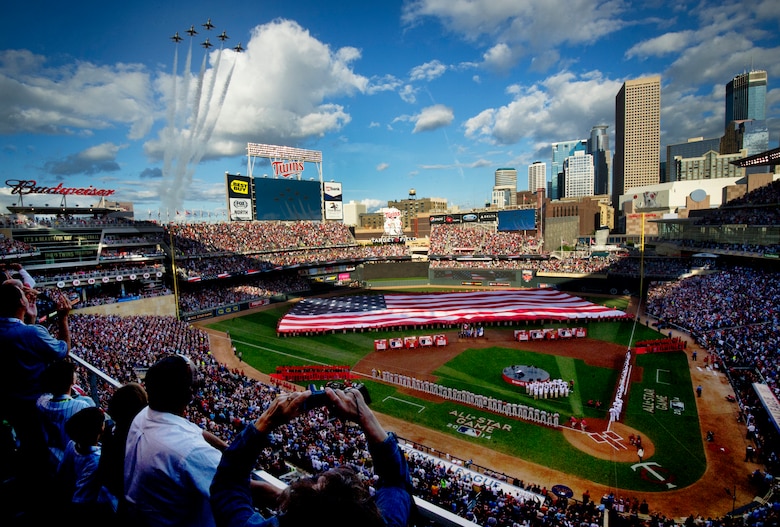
[613,76,661,211]
[527,161,547,194]
[551,140,586,200]
[721,70,769,173]
[563,151,594,198]
[587,125,611,195]
[492,167,517,208]
[725,70,767,128]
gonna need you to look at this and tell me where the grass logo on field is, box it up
[457,425,482,437]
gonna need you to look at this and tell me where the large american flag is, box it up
[277,289,629,333]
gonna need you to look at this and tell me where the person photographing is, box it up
[210,386,413,527]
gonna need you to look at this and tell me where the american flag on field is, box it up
[276,289,629,333]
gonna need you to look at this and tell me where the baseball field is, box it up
[205,289,710,497]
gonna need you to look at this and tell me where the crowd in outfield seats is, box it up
[646,267,780,479]
[429,255,692,279]
[167,221,355,255]
[176,245,410,279]
[429,224,542,255]
[178,276,309,313]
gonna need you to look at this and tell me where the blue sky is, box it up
[2,0,779,218]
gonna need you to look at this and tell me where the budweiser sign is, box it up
[271,160,304,178]
[6,179,116,197]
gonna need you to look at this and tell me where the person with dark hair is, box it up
[57,406,115,527]
[0,281,72,513]
[210,386,413,527]
[124,354,226,527]
[37,358,96,474]
[98,382,147,523]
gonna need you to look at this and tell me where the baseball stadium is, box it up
[1,150,779,526]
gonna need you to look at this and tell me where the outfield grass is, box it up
[207,298,704,491]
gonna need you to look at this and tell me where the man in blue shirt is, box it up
[210,387,413,527]
[0,281,72,517]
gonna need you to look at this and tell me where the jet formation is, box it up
[171,20,242,52]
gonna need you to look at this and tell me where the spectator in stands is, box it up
[125,354,227,527]
[98,381,148,523]
[210,386,413,527]
[0,281,72,511]
[55,406,116,527]
[36,358,96,475]
[1,262,37,288]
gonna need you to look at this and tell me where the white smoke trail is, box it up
[191,54,236,167]
[160,25,238,212]
[161,44,178,191]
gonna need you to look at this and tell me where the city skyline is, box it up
[1,1,779,217]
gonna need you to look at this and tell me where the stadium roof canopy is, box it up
[730,146,780,168]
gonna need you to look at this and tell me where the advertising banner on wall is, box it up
[323,181,343,221]
[429,212,500,225]
[226,174,253,221]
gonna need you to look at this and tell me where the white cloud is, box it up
[361,198,383,212]
[399,84,417,103]
[412,104,454,133]
[464,70,621,146]
[482,43,517,72]
[149,19,370,160]
[409,60,447,82]
[376,162,390,171]
[625,31,696,60]
[402,0,627,71]
[366,74,402,94]
[0,49,154,138]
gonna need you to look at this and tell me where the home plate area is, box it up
[588,429,630,450]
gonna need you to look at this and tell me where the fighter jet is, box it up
[170,32,183,43]
[186,25,198,36]
[202,18,214,30]
[233,42,244,53]
[218,30,229,41]
[202,38,213,49]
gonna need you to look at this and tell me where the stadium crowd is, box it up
[429,224,542,256]
[4,301,772,527]
[57,314,662,526]
[646,267,780,479]
[177,276,309,313]
[3,177,780,525]
[167,221,356,255]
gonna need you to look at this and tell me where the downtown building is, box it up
[492,168,518,208]
[527,161,547,194]
[551,140,587,199]
[613,75,661,221]
[721,70,769,173]
[588,125,611,196]
[563,151,595,198]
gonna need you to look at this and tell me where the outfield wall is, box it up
[356,262,641,295]
[73,294,177,317]
[429,267,641,295]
